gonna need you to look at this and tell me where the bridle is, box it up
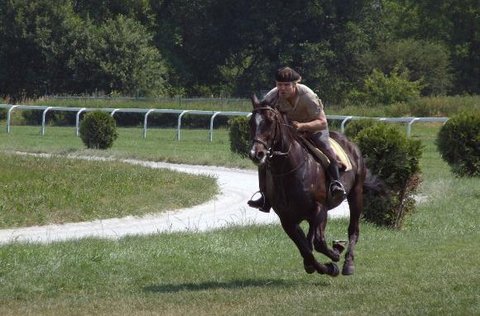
[251,106,307,176]
[251,106,291,158]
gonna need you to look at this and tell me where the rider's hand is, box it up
[292,121,303,131]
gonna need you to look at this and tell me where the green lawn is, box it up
[0,125,251,168]
[0,152,218,228]
[0,122,478,315]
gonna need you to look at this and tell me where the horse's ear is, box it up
[251,94,260,108]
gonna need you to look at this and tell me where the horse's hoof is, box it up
[304,265,316,274]
[342,263,355,276]
[325,262,340,277]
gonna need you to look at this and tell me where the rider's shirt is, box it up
[263,84,324,123]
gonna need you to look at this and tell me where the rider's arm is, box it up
[293,110,327,132]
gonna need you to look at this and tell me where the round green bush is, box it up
[228,116,250,157]
[79,111,118,149]
[436,112,480,177]
[344,119,379,139]
[357,124,422,190]
[356,123,423,228]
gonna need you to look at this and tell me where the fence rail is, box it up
[0,104,449,141]
[0,104,252,141]
[328,115,449,137]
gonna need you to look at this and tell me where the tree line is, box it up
[0,0,478,104]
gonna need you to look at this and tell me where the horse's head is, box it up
[248,94,281,166]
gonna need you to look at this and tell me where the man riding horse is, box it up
[248,67,346,212]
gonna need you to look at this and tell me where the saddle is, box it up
[300,136,352,172]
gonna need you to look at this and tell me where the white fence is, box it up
[0,104,449,141]
[328,115,449,137]
[0,104,250,141]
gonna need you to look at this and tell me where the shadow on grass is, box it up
[144,278,329,293]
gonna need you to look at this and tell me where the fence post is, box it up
[177,110,191,141]
[6,105,18,133]
[143,109,155,138]
[76,108,87,136]
[407,118,420,137]
[41,107,53,135]
[340,116,353,133]
[209,112,221,142]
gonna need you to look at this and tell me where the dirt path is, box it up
[0,158,349,244]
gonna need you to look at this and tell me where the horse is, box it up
[248,95,371,276]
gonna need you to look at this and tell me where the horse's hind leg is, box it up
[280,219,338,276]
[343,182,362,275]
[313,205,341,262]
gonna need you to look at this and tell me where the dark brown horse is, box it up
[248,95,370,276]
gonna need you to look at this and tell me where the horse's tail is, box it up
[363,168,388,197]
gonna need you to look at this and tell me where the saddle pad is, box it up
[303,137,353,171]
[329,137,353,171]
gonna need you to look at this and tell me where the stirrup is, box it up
[329,181,346,197]
[247,191,270,213]
[249,191,262,201]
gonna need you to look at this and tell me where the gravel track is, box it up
[0,157,349,244]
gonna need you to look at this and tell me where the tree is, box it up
[92,15,168,96]
[0,1,168,99]
[347,67,423,105]
[0,0,77,100]
[381,0,480,95]
[152,0,383,101]
[367,39,452,96]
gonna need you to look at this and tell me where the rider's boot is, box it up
[326,161,347,204]
[310,133,347,204]
[247,166,271,213]
[247,193,271,213]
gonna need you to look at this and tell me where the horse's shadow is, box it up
[144,278,329,293]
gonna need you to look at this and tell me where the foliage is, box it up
[0,0,479,101]
[0,1,168,100]
[436,112,480,177]
[228,116,250,157]
[347,67,423,106]
[385,96,480,117]
[335,95,480,118]
[95,16,168,96]
[79,111,118,149]
[367,39,452,96]
[67,15,168,97]
[382,0,480,95]
[354,123,423,228]
[343,119,379,140]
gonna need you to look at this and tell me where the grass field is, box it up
[0,152,218,228]
[0,125,251,167]
[0,123,479,315]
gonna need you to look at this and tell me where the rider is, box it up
[248,66,346,212]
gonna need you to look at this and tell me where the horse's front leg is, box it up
[313,204,343,262]
[280,219,339,277]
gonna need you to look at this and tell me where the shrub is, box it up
[344,119,379,139]
[79,111,118,149]
[370,39,452,96]
[355,123,423,228]
[347,67,423,106]
[228,116,250,157]
[437,112,480,177]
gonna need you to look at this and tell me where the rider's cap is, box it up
[275,67,302,83]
